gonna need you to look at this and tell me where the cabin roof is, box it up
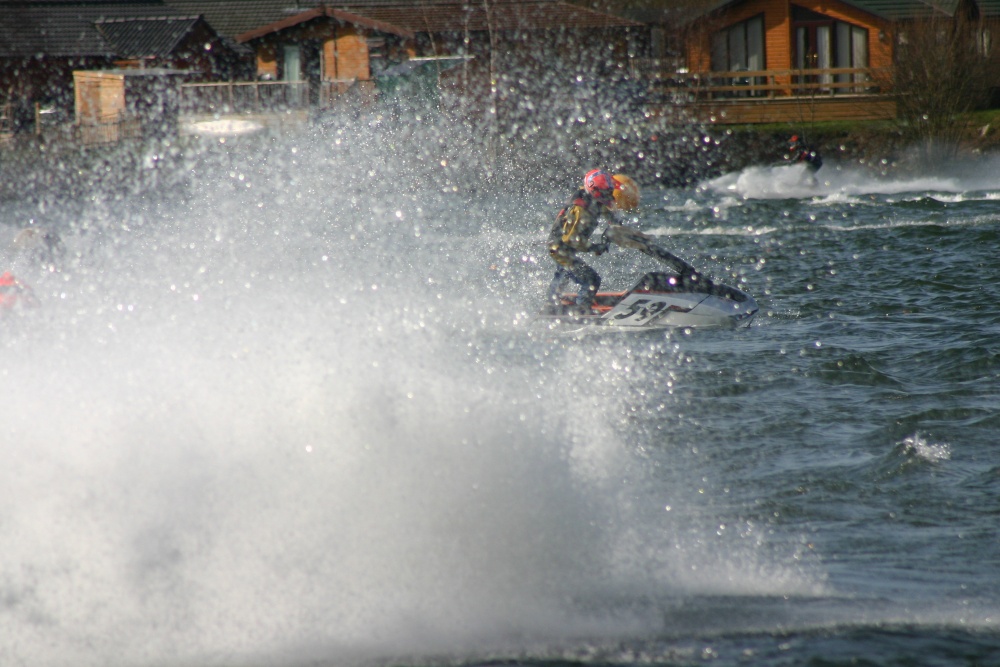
[0,0,638,62]
[696,0,1000,20]
[842,0,958,19]
[162,0,640,37]
[860,0,1000,18]
[0,0,185,57]
[94,15,203,57]
[161,0,320,37]
[233,5,415,40]
[338,0,642,32]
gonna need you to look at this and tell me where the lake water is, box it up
[1,127,999,667]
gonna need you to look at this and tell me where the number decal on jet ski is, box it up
[538,270,758,330]
[610,296,686,325]
[613,298,657,322]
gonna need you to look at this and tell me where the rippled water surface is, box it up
[1,133,999,667]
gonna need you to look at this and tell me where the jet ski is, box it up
[537,226,758,330]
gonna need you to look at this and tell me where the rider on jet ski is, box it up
[787,135,823,173]
[0,271,38,313]
[546,169,639,313]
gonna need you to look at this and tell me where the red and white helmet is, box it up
[583,169,617,204]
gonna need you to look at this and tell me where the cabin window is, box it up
[282,44,305,106]
[282,44,302,81]
[711,14,765,97]
[834,23,869,90]
[832,23,868,68]
[792,6,870,93]
[367,37,387,76]
[651,27,667,59]
[711,14,765,72]
[979,28,992,56]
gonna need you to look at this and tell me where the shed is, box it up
[73,68,188,142]
[0,1,248,135]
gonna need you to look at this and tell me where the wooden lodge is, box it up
[166,0,643,129]
[0,3,247,141]
[4,0,1000,142]
[638,0,1000,124]
[174,5,419,118]
[0,0,642,142]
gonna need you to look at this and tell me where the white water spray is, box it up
[0,129,824,667]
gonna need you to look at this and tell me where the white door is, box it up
[283,44,302,81]
[283,45,303,106]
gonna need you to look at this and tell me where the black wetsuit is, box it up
[790,145,823,173]
[546,188,619,309]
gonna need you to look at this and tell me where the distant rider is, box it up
[11,226,65,268]
[546,169,633,313]
[0,271,38,312]
[787,135,823,173]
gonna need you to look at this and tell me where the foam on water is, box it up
[898,434,952,463]
[703,159,1000,200]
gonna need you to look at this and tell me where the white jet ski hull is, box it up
[537,226,758,330]
[600,289,758,328]
[538,271,758,330]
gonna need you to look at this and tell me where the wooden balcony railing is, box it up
[0,102,12,138]
[77,111,143,145]
[644,67,891,101]
[180,79,382,115]
[180,81,311,115]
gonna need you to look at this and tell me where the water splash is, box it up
[0,127,825,667]
[702,162,1000,200]
[899,434,952,463]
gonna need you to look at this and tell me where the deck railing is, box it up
[641,66,890,101]
[77,112,143,145]
[180,81,311,115]
[0,102,12,139]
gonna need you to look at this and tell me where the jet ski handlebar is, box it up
[603,225,711,289]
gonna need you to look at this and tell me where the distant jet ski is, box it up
[538,226,758,330]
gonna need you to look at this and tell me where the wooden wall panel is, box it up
[257,43,278,80]
[73,71,125,124]
[648,96,897,123]
[794,0,892,70]
[685,0,892,73]
[334,28,370,80]
[323,38,337,79]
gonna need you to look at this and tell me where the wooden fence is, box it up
[77,112,143,145]
[637,66,896,123]
[179,81,310,115]
[0,102,11,142]
[647,67,890,101]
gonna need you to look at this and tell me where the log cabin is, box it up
[0,0,245,136]
[643,0,1000,124]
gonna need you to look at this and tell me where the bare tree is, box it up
[889,3,995,163]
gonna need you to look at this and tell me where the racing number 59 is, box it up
[613,298,667,323]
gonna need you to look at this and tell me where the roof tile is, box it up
[162,0,638,37]
[0,0,185,56]
[94,16,202,57]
